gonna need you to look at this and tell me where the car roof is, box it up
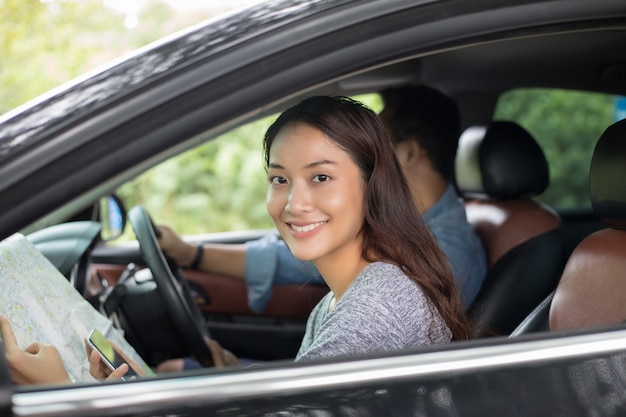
[0,0,625,238]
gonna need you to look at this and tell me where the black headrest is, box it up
[590,119,626,230]
[455,121,549,199]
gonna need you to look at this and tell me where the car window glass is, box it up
[493,88,621,210]
[113,94,382,242]
[115,117,274,241]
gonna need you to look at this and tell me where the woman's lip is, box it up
[286,221,327,235]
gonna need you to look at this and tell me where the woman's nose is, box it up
[285,184,313,214]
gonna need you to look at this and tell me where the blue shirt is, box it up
[245,184,486,312]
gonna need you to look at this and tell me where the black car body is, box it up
[2,0,626,415]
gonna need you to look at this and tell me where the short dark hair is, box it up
[380,85,461,181]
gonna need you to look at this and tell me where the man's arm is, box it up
[158,225,246,279]
[157,226,324,313]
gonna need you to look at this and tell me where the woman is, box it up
[264,96,469,361]
[1,96,469,385]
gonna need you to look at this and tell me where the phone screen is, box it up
[87,329,138,379]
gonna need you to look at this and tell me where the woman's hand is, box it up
[0,315,72,386]
[85,339,145,382]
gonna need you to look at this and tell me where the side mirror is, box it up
[99,195,127,241]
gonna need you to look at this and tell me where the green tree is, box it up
[0,0,126,114]
[117,117,276,235]
[0,0,215,116]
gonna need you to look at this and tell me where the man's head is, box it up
[379,85,461,182]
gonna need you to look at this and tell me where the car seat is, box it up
[546,119,626,331]
[455,121,564,337]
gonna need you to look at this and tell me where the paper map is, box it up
[0,233,151,383]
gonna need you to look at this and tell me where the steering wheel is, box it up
[127,205,214,367]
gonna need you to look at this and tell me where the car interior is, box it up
[80,91,613,368]
[71,28,621,367]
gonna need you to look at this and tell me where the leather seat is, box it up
[455,121,564,337]
[548,119,626,331]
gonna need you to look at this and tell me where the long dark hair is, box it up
[263,96,470,341]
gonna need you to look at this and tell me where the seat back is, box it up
[455,121,564,336]
[549,119,626,331]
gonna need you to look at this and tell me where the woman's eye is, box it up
[312,174,330,183]
[269,176,287,185]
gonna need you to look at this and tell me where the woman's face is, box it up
[266,123,366,265]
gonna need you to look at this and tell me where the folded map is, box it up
[0,233,151,383]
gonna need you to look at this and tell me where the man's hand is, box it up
[155,338,241,374]
[0,315,72,386]
[157,225,197,267]
[205,338,241,368]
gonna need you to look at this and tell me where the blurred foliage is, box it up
[0,0,103,114]
[117,117,276,235]
[494,89,617,209]
[0,0,215,115]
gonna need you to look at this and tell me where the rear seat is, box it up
[512,119,626,335]
[455,121,565,336]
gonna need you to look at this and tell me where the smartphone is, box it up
[87,329,138,380]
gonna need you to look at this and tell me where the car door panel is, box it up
[11,326,626,416]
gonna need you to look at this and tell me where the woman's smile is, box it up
[288,221,328,235]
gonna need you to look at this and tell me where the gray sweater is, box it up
[296,261,452,361]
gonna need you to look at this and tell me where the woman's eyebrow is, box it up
[305,160,336,169]
[268,160,336,170]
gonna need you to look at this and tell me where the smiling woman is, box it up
[263,96,470,361]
